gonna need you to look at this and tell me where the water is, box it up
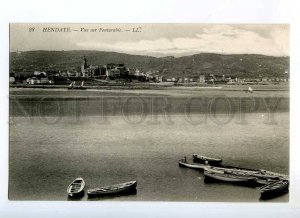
[9,89,289,202]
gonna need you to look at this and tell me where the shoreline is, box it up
[9,83,290,91]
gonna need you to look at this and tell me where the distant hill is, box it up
[10,50,289,78]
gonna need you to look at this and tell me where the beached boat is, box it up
[178,159,206,170]
[260,180,289,198]
[67,177,85,197]
[87,180,137,197]
[193,154,222,165]
[204,170,257,185]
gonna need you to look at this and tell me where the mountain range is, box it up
[10,50,289,78]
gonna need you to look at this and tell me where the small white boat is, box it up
[67,177,85,197]
[68,81,87,90]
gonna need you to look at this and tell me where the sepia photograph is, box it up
[9,23,290,202]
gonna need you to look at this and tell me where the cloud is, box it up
[75,25,289,57]
[10,24,288,57]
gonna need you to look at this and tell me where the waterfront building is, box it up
[199,75,205,83]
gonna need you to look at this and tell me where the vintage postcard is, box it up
[9,23,289,201]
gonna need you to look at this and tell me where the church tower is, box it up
[81,56,88,77]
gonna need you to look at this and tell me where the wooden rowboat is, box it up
[87,180,137,197]
[178,160,206,170]
[260,180,289,198]
[67,177,85,197]
[205,166,283,181]
[204,170,257,185]
[193,154,222,165]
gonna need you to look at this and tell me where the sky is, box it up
[10,24,289,57]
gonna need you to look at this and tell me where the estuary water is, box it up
[9,89,289,202]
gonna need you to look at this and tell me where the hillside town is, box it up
[9,56,290,86]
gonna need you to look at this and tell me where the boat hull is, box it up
[193,154,222,165]
[260,180,289,199]
[87,181,137,197]
[204,171,257,186]
[178,160,206,170]
[205,166,285,182]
